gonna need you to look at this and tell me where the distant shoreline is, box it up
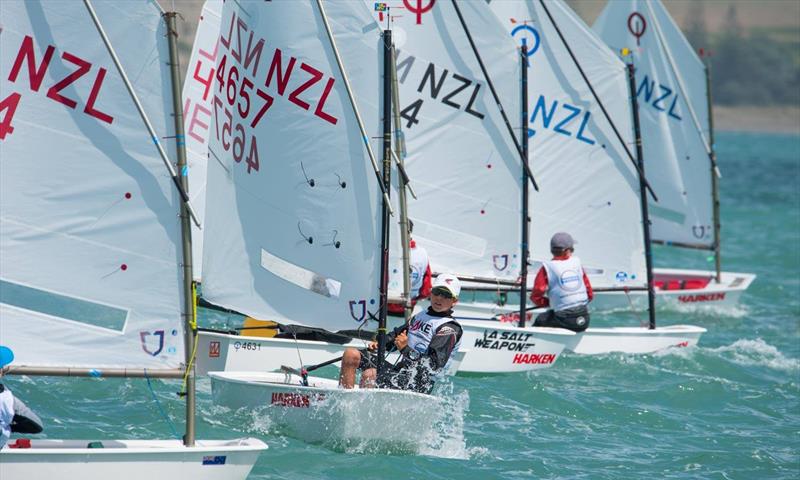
[713,105,800,135]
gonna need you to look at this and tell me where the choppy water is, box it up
[4,131,799,479]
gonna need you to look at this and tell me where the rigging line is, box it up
[623,288,648,328]
[180,283,200,396]
[644,0,714,161]
[536,0,658,202]
[450,0,539,192]
[290,330,305,370]
[83,0,201,228]
[314,0,394,215]
[144,369,181,440]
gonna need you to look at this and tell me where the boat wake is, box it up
[660,300,751,318]
[417,384,471,459]
[232,382,473,458]
[706,338,799,372]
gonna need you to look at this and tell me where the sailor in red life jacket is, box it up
[387,220,432,316]
[529,232,593,332]
[339,274,462,394]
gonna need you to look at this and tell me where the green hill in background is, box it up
[568,0,800,107]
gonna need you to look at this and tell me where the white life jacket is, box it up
[406,310,461,374]
[543,256,589,312]
[409,242,429,297]
[0,386,14,448]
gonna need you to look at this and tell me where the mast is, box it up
[706,62,722,283]
[164,11,195,447]
[518,43,530,328]
[391,42,413,323]
[377,28,393,375]
[627,63,656,329]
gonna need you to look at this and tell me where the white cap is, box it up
[432,273,461,298]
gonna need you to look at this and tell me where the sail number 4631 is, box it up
[233,341,262,351]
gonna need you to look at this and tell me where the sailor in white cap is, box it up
[339,274,463,393]
[529,232,594,332]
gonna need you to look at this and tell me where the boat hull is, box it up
[209,371,442,449]
[455,320,574,373]
[592,268,756,311]
[196,330,367,376]
[196,330,464,377]
[459,268,756,315]
[564,325,707,354]
[0,438,267,480]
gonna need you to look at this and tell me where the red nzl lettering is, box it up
[8,36,113,124]
[264,49,338,125]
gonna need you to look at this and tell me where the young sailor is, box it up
[340,274,462,393]
[0,346,44,449]
[530,232,594,332]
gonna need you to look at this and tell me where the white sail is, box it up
[366,0,524,282]
[0,0,185,369]
[183,0,223,281]
[594,0,714,248]
[488,0,647,289]
[200,0,384,332]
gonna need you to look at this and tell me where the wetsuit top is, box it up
[382,307,462,393]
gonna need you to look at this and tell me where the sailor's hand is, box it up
[394,331,408,350]
[367,341,378,351]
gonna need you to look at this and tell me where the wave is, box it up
[706,338,800,372]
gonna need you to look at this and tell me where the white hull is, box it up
[455,320,574,373]
[429,301,708,356]
[592,268,757,311]
[197,330,464,377]
[196,330,368,376]
[460,267,756,315]
[0,438,266,480]
[210,371,442,449]
[564,325,707,354]
[456,316,706,356]
[198,320,586,375]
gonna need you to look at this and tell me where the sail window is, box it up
[0,279,129,332]
[260,249,341,298]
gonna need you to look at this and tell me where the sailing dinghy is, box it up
[593,0,755,310]
[436,0,706,355]
[0,1,265,477]
[360,0,577,373]
[191,0,573,377]
[201,0,459,448]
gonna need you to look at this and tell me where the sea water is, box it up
[3,131,798,479]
